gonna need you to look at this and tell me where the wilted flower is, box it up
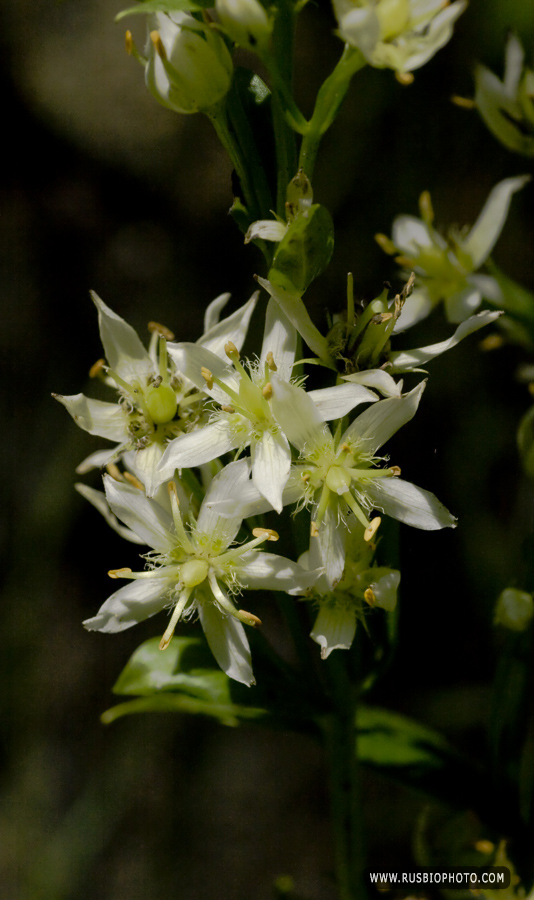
[84,460,318,686]
[475,33,534,158]
[332,0,467,74]
[376,176,530,326]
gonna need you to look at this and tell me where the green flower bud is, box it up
[216,0,273,52]
[146,12,233,114]
[495,588,534,632]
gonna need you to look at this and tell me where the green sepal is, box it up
[269,203,334,294]
[116,0,211,21]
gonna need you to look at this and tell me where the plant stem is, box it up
[268,0,299,217]
[207,100,261,222]
[323,654,367,900]
[299,47,366,180]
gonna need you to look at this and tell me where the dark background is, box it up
[2,0,534,897]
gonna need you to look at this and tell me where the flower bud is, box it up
[146,12,233,114]
[216,0,273,52]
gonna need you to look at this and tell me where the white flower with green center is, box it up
[300,521,400,658]
[158,300,377,512]
[376,176,530,327]
[84,460,318,686]
[53,290,258,495]
[332,0,467,74]
[270,376,456,587]
[475,33,534,159]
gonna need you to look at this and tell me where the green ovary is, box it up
[180,558,209,588]
[145,383,178,424]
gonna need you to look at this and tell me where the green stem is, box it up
[323,654,367,900]
[266,1,300,217]
[299,46,366,180]
[207,100,261,222]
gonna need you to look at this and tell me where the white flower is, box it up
[145,12,233,114]
[475,33,534,158]
[158,300,377,512]
[215,0,273,52]
[332,0,467,74]
[376,176,530,325]
[270,377,456,587]
[84,460,318,686]
[53,291,257,495]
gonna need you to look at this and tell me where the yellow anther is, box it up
[301,471,311,483]
[224,341,239,361]
[252,527,279,542]
[389,465,401,477]
[108,567,132,579]
[106,463,124,482]
[124,472,144,490]
[201,366,213,389]
[262,382,273,400]
[265,351,277,371]
[419,190,434,224]
[480,334,504,352]
[125,30,134,55]
[238,609,262,627]
[451,94,476,110]
[167,481,179,502]
[150,30,167,60]
[148,321,175,340]
[310,520,319,537]
[159,633,173,651]
[395,71,414,86]
[364,587,376,607]
[340,443,352,453]
[394,255,413,268]
[221,404,236,413]
[375,233,397,255]
[364,517,381,542]
[89,358,106,378]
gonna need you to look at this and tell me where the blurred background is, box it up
[2,0,534,897]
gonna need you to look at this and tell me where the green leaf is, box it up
[269,204,334,295]
[116,0,211,23]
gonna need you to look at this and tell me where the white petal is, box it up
[83,576,169,633]
[198,602,254,686]
[197,459,250,546]
[245,219,287,243]
[75,446,123,474]
[365,477,457,530]
[259,298,297,382]
[255,276,334,365]
[91,292,151,382]
[392,215,442,255]
[129,441,166,498]
[444,286,481,323]
[75,482,146,544]
[203,292,231,333]
[393,289,434,333]
[251,430,291,513]
[469,274,503,303]
[104,474,175,551]
[238,551,319,594]
[53,393,127,441]
[270,374,332,456]
[311,603,357,658]
[158,421,243,481]
[317,502,346,589]
[462,175,530,268]
[343,370,403,398]
[341,382,426,455]
[198,291,258,356]
[167,342,239,401]
[308,382,377,420]
[389,310,503,372]
[368,569,400,612]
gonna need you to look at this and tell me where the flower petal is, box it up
[75,482,146,544]
[83,576,169,633]
[203,292,231,333]
[198,601,254,686]
[158,420,243,481]
[251,430,291,513]
[198,291,258,356]
[445,286,482,323]
[245,219,287,243]
[389,310,503,372]
[167,342,239,401]
[308,382,377,419]
[317,502,347,589]
[128,440,167,498]
[341,382,426,455]
[103,474,175,551]
[91,292,151,382]
[53,393,127,441]
[343,370,403,398]
[270,374,332,456]
[259,298,297,382]
[393,289,435,332]
[238,551,319,594]
[366,477,457,530]
[197,459,250,546]
[76,446,123,474]
[462,175,530,269]
[310,602,357,659]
